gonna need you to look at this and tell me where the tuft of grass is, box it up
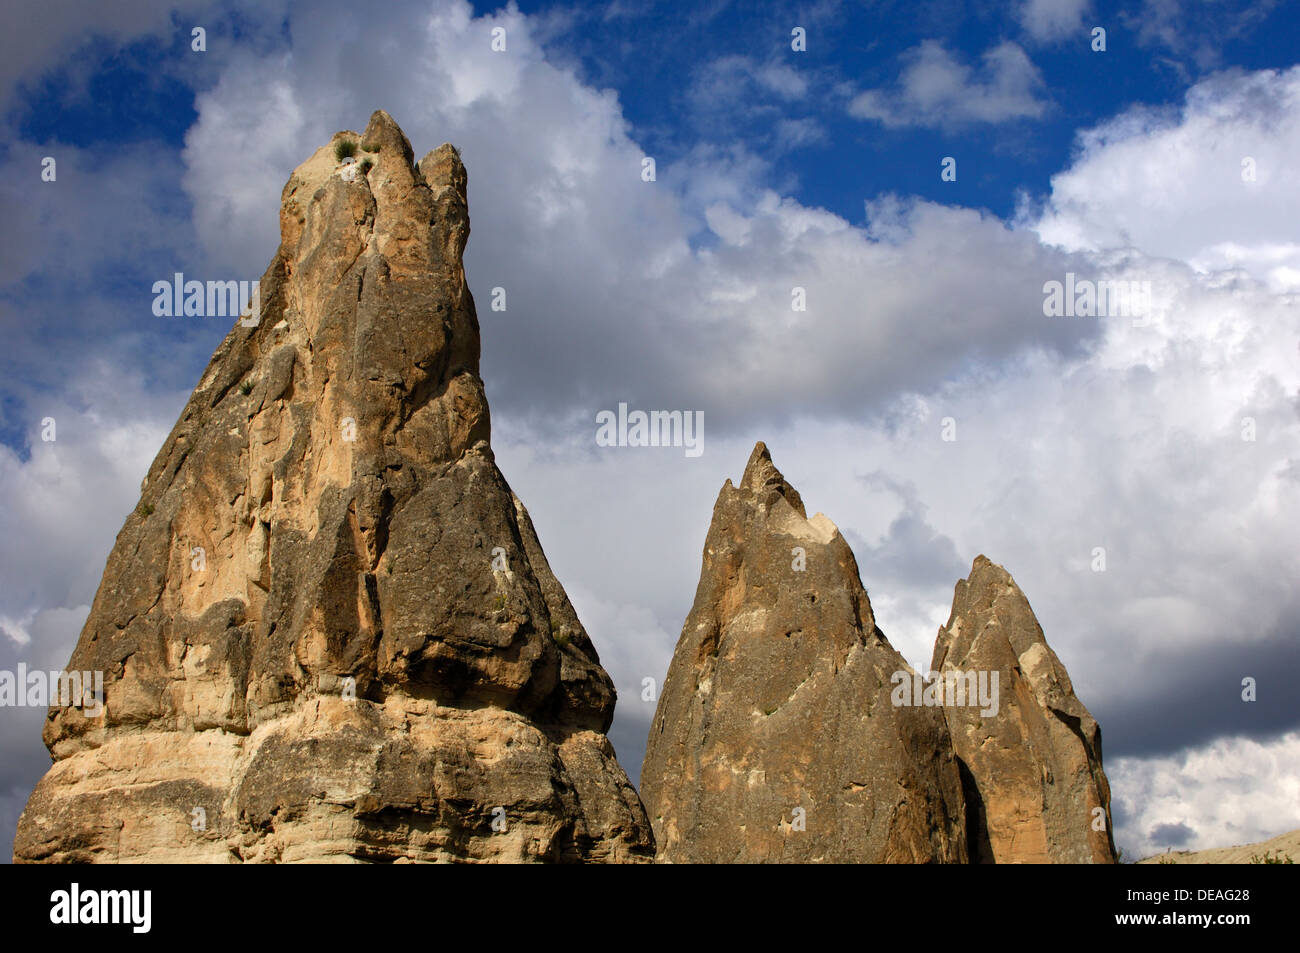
[493,593,507,612]
[549,619,571,646]
[140,502,154,517]
[358,158,374,175]
[1251,850,1294,864]
[362,142,380,153]
[239,380,253,395]
[334,139,358,161]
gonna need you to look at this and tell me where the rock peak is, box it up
[641,444,967,863]
[931,555,1117,864]
[361,108,410,150]
[15,115,653,864]
[737,440,806,518]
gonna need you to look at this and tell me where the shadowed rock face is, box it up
[640,443,968,863]
[14,111,653,863]
[931,556,1117,864]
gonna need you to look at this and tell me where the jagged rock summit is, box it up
[932,555,1117,863]
[640,443,968,863]
[15,111,653,863]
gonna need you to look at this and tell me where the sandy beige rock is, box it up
[640,443,968,863]
[931,556,1117,864]
[14,111,652,864]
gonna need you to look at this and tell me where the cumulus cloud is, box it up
[1034,66,1300,290]
[180,3,1088,439]
[848,40,1048,128]
[0,371,177,618]
[766,252,1300,759]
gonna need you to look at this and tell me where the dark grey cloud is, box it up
[1148,820,1196,848]
[1096,619,1300,761]
[847,470,968,595]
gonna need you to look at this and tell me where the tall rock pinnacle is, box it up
[640,443,968,862]
[931,556,1118,863]
[14,111,653,863]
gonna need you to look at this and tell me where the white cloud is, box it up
[753,62,808,100]
[849,40,1048,128]
[689,56,809,106]
[179,4,1088,436]
[0,371,176,621]
[1034,66,1300,290]
[773,117,827,149]
[1019,0,1092,44]
[1112,732,1300,858]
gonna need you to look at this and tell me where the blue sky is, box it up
[515,0,1300,221]
[1,0,1299,861]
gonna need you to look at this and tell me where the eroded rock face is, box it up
[931,556,1117,864]
[15,111,653,863]
[640,443,968,863]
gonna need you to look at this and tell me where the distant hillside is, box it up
[1138,828,1299,864]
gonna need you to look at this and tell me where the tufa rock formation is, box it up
[641,445,1119,864]
[932,556,1117,863]
[15,111,653,863]
[640,443,968,863]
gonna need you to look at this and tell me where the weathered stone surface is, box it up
[15,111,653,863]
[640,443,968,863]
[931,556,1117,864]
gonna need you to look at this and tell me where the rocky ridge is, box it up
[641,443,1118,864]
